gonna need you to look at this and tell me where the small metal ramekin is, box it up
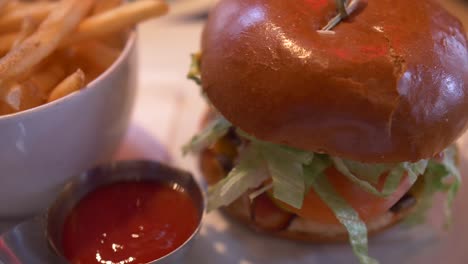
[0,160,206,264]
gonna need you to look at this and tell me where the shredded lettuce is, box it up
[304,154,333,190]
[187,53,202,85]
[406,146,461,227]
[381,166,406,196]
[402,160,429,185]
[208,139,313,210]
[339,160,389,185]
[332,157,386,196]
[234,129,314,208]
[405,162,447,226]
[207,146,268,211]
[184,113,461,264]
[259,142,312,209]
[332,157,429,197]
[182,116,231,155]
[249,183,274,201]
[306,169,378,264]
[441,146,461,225]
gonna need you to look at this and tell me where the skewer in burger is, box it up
[184,0,468,263]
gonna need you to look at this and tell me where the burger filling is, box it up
[185,116,459,263]
[185,54,461,264]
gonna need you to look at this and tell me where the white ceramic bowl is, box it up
[0,33,137,218]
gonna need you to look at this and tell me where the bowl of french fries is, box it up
[0,0,168,218]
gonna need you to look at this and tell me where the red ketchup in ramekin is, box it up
[61,182,199,264]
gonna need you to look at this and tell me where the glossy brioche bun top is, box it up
[200,0,468,163]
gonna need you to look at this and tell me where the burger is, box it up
[183,0,468,263]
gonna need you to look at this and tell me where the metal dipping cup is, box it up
[0,160,206,264]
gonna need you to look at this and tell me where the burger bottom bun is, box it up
[221,193,416,243]
[200,147,419,243]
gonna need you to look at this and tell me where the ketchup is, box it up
[62,182,199,264]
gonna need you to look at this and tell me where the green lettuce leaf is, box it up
[381,166,405,196]
[259,143,312,209]
[340,160,389,185]
[405,162,447,225]
[332,157,428,197]
[306,169,378,264]
[405,146,460,227]
[182,117,231,155]
[441,146,461,225]
[304,154,333,190]
[207,146,268,211]
[187,53,202,85]
[332,157,385,196]
[402,160,429,185]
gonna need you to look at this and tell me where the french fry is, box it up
[47,69,85,103]
[72,41,121,71]
[13,16,39,48]
[0,33,16,55]
[0,0,169,117]
[0,2,56,33]
[93,0,122,14]
[0,99,15,115]
[61,47,107,84]
[63,0,169,45]
[0,0,95,81]
[96,32,129,50]
[3,60,66,110]
[3,82,22,110]
[29,60,67,95]
[92,0,127,49]
[0,0,11,14]
[0,105,11,115]
[0,0,169,55]
[0,80,11,114]
[1,0,20,12]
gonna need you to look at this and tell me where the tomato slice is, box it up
[204,128,414,226]
[253,193,294,231]
[275,167,413,225]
